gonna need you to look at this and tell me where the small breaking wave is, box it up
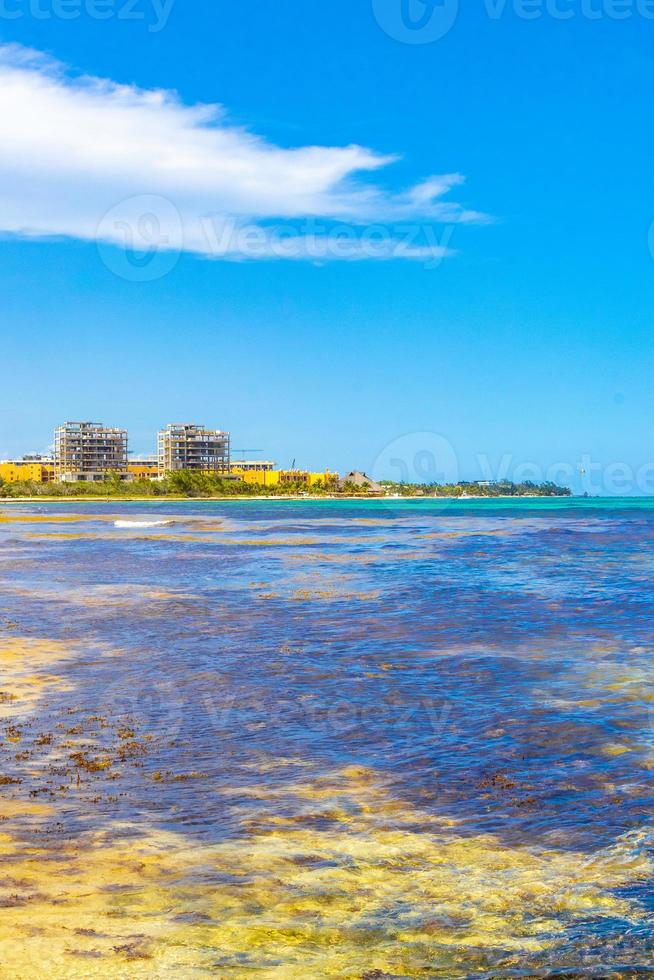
[113,520,173,529]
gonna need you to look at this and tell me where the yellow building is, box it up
[0,460,55,484]
[128,460,160,481]
[232,468,336,488]
[0,455,335,490]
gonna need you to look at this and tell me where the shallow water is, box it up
[1,498,654,977]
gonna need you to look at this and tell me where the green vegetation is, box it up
[380,479,571,498]
[0,473,571,499]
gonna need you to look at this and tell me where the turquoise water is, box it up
[1,498,654,977]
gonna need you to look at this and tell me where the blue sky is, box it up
[0,1,653,492]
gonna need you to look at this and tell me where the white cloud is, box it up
[0,43,488,263]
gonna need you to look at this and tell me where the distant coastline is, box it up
[0,474,571,501]
[0,488,572,503]
[0,495,560,502]
[0,493,576,505]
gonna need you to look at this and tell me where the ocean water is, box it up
[1,498,654,977]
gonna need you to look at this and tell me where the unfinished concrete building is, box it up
[54,422,129,482]
[157,424,231,477]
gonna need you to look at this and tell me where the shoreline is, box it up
[3,493,578,504]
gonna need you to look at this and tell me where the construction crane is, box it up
[232,449,263,460]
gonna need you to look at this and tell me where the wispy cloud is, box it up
[0,43,488,262]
